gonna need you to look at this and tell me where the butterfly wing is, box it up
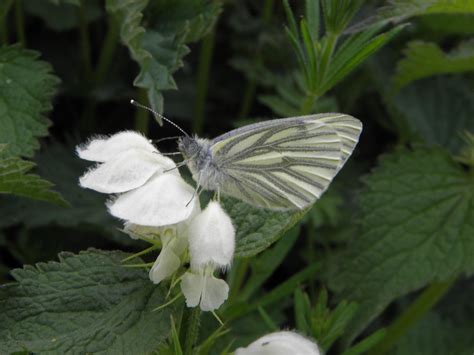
[210,114,362,210]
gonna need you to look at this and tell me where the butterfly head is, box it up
[178,135,201,161]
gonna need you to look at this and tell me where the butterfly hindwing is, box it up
[210,114,362,210]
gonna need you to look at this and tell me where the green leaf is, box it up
[392,76,474,153]
[0,45,60,158]
[221,197,307,258]
[329,147,474,344]
[0,249,175,354]
[105,0,221,116]
[320,24,405,95]
[238,227,300,302]
[0,150,67,206]
[393,40,474,90]
[392,312,474,355]
[321,0,364,34]
[348,0,474,32]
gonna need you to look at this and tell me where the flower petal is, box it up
[181,271,204,308]
[79,149,177,193]
[199,275,229,311]
[108,173,197,226]
[123,223,163,240]
[188,201,235,269]
[149,248,181,284]
[235,331,320,355]
[76,131,157,162]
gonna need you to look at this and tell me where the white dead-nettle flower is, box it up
[77,131,197,226]
[124,200,200,285]
[181,201,235,311]
[235,331,321,355]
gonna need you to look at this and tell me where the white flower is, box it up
[77,131,198,227]
[235,331,321,355]
[180,201,235,311]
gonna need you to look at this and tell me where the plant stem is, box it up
[0,0,13,44]
[14,0,25,46]
[193,30,216,135]
[94,15,119,84]
[299,93,317,115]
[367,278,456,355]
[237,0,274,119]
[227,257,249,303]
[184,307,201,355]
[134,88,149,134]
[78,0,92,82]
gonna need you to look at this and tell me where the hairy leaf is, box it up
[392,76,474,153]
[393,40,474,90]
[330,148,474,343]
[0,46,59,158]
[106,0,221,116]
[0,249,174,354]
[222,197,307,258]
[0,148,66,206]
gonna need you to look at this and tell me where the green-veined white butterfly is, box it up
[131,101,362,210]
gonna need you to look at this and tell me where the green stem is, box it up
[1,0,13,44]
[299,93,317,115]
[227,257,249,303]
[134,88,149,134]
[184,307,201,355]
[94,15,119,84]
[367,278,456,355]
[78,0,92,82]
[14,0,25,46]
[237,0,274,119]
[193,30,216,135]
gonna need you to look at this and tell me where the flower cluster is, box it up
[77,131,235,311]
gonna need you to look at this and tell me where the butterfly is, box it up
[131,101,362,210]
[177,114,362,210]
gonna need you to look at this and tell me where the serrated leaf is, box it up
[392,76,474,153]
[0,249,175,354]
[221,197,307,258]
[393,40,474,90]
[329,147,474,344]
[106,0,221,115]
[392,312,474,355]
[0,153,67,206]
[0,45,59,158]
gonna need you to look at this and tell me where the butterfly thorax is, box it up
[178,135,224,191]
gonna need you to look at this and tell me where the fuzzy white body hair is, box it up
[178,136,224,191]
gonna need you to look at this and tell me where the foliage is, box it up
[0,249,175,353]
[1,0,474,354]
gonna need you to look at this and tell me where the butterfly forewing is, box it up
[210,114,362,210]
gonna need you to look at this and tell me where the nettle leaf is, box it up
[0,151,67,206]
[393,40,474,90]
[392,76,474,153]
[392,312,474,355]
[0,249,174,354]
[106,0,221,115]
[221,197,306,258]
[0,45,60,158]
[329,147,474,343]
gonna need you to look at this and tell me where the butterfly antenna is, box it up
[130,100,190,137]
